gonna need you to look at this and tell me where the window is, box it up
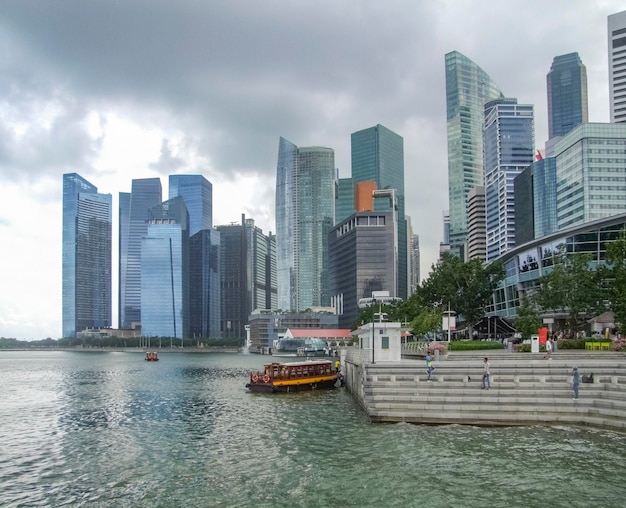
[382,336,389,350]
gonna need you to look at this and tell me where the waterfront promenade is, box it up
[343,349,626,431]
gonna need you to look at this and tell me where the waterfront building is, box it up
[608,10,626,123]
[168,174,212,235]
[328,211,397,329]
[275,137,335,312]
[466,185,486,261]
[141,196,189,339]
[169,174,220,338]
[408,221,420,294]
[351,124,408,298]
[514,157,558,245]
[62,173,112,338]
[247,309,338,354]
[554,123,626,230]
[334,177,354,225]
[119,178,162,329]
[445,51,504,258]
[547,53,588,139]
[483,98,534,262]
[215,214,277,339]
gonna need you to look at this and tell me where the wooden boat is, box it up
[145,351,159,361]
[246,359,338,393]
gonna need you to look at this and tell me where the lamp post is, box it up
[371,300,377,364]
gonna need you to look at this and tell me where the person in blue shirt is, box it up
[425,353,434,381]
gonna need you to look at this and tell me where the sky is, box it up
[0,0,623,340]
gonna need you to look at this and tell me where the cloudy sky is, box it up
[0,1,623,340]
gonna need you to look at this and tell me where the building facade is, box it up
[119,178,162,329]
[328,211,397,329]
[483,98,534,262]
[445,51,504,258]
[466,185,486,261]
[216,215,277,339]
[275,137,335,312]
[351,124,407,299]
[608,10,626,123]
[168,174,213,235]
[547,52,588,139]
[141,196,189,339]
[62,173,112,338]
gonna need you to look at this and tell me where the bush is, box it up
[427,341,449,355]
[449,340,504,351]
[556,338,586,350]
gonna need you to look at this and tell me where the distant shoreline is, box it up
[0,347,243,353]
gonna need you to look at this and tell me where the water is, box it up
[1,351,625,507]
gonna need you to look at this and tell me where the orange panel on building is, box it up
[355,181,377,212]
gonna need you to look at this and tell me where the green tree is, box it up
[409,308,441,338]
[514,298,542,339]
[534,248,606,331]
[419,253,505,337]
[605,227,626,327]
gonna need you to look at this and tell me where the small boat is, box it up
[246,359,338,393]
[145,351,159,362]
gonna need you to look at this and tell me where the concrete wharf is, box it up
[342,349,626,431]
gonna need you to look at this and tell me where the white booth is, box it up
[354,321,403,363]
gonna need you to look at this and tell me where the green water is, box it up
[0,351,624,507]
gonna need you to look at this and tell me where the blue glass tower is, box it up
[484,98,535,262]
[275,137,335,311]
[119,178,162,329]
[445,51,504,257]
[547,53,588,139]
[141,196,189,339]
[351,124,407,298]
[169,174,213,235]
[62,173,112,338]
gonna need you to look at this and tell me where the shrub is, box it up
[556,338,586,350]
[449,340,504,351]
[427,341,449,355]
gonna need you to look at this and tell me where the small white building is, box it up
[354,321,403,362]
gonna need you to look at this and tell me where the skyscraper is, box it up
[62,173,112,338]
[119,178,162,329]
[216,214,277,338]
[547,53,588,138]
[351,124,407,298]
[141,196,189,339]
[608,10,626,123]
[483,98,534,262]
[275,137,335,312]
[445,51,504,258]
[169,174,213,235]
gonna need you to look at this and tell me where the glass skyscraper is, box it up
[608,10,626,123]
[119,178,162,329]
[547,52,588,139]
[483,98,534,262]
[275,137,335,312]
[169,174,213,235]
[62,173,112,338]
[445,51,504,257]
[141,196,189,339]
[351,124,407,298]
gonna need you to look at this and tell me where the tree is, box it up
[514,298,542,339]
[534,248,606,331]
[605,227,626,327]
[419,253,505,337]
[409,308,441,338]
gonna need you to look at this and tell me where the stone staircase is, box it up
[357,352,626,430]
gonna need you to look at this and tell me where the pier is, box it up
[342,349,626,431]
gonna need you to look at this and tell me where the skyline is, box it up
[0,1,624,339]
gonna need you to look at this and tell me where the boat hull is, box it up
[246,377,337,393]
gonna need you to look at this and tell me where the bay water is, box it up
[1,351,624,507]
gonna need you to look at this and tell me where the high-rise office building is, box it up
[119,178,162,329]
[169,174,213,235]
[334,177,354,225]
[466,186,486,261]
[351,124,407,298]
[608,10,626,123]
[408,222,420,294]
[216,215,277,338]
[62,173,112,338]
[445,51,504,257]
[328,211,397,329]
[547,53,588,138]
[141,196,189,339]
[169,174,220,338]
[275,137,335,312]
[483,98,534,262]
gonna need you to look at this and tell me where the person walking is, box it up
[544,338,553,360]
[572,366,580,400]
[425,353,434,382]
[482,357,490,390]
